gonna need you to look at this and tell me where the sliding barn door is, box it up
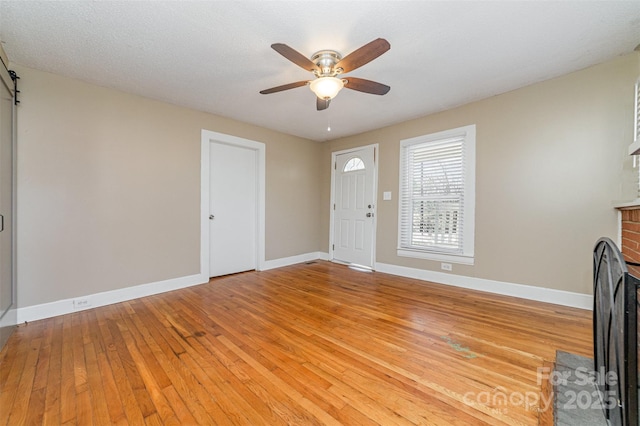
[0,64,15,351]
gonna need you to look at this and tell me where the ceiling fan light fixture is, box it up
[309,77,344,100]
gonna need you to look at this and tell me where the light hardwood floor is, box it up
[0,261,591,425]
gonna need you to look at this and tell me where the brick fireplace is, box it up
[620,207,640,264]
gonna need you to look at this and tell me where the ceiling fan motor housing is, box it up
[311,50,342,77]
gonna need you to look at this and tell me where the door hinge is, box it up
[334,161,337,170]
[332,244,335,251]
[333,203,336,210]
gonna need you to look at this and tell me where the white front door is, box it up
[332,145,377,268]
[209,142,257,277]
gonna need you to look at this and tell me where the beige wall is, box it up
[14,51,640,309]
[322,53,640,295]
[15,65,323,308]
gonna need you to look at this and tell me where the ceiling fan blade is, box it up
[343,77,390,95]
[271,43,319,73]
[335,38,390,74]
[260,80,309,94]
[317,97,330,111]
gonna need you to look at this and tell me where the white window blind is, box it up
[398,125,475,264]
[635,78,640,142]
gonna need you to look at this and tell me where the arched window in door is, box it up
[343,157,365,172]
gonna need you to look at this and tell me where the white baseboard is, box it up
[20,253,583,323]
[17,251,333,323]
[375,262,592,310]
[17,273,208,323]
[261,251,329,271]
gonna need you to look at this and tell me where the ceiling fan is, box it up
[260,38,391,111]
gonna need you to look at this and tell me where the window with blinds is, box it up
[635,78,640,142]
[398,125,476,264]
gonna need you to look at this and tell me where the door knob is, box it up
[366,212,374,218]
[209,215,215,220]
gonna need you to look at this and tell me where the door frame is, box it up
[200,130,265,278]
[329,143,378,268]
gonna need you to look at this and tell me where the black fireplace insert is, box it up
[593,237,640,425]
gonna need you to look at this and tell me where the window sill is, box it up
[397,248,475,265]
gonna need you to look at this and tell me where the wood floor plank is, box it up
[86,308,127,425]
[32,319,54,392]
[217,334,340,426]
[0,325,29,425]
[128,301,223,424]
[23,387,46,426]
[118,314,180,425]
[98,307,147,424]
[161,386,199,425]
[0,261,592,425]
[84,337,115,425]
[95,347,127,425]
[6,337,42,425]
[42,317,64,425]
[76,389,93,426]
[108,306,157,420]
[59,314,77,424]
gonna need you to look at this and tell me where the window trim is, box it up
[629,77,640,155]
[397,124,476,265]
[635,77,639,143]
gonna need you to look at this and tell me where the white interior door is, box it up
[332,145,376,268]
[209,142,257,277]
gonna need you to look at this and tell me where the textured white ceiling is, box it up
[1,1,639,141]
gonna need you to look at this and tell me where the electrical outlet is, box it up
[73,298,91,310]
[441,262,452,271]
